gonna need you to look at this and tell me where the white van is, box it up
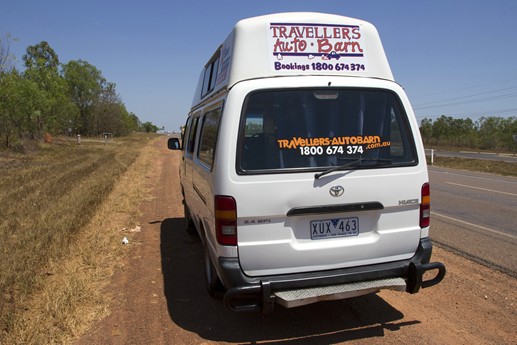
[168,12,445,313]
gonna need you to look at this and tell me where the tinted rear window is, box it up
[238,88,417,173]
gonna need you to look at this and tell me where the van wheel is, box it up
[204,244,225,298]
[184,203,196,235]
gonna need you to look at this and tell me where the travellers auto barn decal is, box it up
[268,22,367,73]
[277,136,391,156]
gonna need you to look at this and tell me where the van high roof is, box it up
[192,12,394,106]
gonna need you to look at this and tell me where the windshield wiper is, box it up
[314,158,392,179]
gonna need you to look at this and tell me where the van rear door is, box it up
[234,87,427,277]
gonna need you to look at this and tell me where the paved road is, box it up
[429,167,517,276]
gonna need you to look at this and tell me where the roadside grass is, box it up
[428,156,517,177]
[0,134,157,344]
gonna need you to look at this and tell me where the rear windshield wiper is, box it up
[314,158,392,179]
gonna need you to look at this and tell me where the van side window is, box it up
[186,117,199,157]
[201,66,212,96]
[197,106,222,169]
[181,117,191,149]
[201,53,221,97]
[209,57,220,91]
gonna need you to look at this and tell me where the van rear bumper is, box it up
[219,238,445,313]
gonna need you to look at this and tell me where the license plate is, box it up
[310,217,359,240]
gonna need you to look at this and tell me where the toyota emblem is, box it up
[329,185,344,197]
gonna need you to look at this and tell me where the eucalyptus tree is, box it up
[0,72,44,147]
[23,41,75,136]
[62,59,106,135]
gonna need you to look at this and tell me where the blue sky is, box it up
[2,0,517,132]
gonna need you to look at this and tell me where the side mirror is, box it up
[167,137,181,150]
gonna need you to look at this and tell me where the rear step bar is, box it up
[274,278,406,308]
[223,261,446,313]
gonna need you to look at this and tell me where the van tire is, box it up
[204,244,225,298]
[184,203,196,235]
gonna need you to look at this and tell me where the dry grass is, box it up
[0,134,159,344]
[429,156,517,177]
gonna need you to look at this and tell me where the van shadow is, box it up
[160,218,418,344]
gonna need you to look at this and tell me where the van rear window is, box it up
[238,88,417,173]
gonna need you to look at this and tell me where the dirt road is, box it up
[75,137,516,345]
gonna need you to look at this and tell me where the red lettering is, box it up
[305,26,314,38]
[273,38,284,52]
[314,27,324,38]
[295,38,307,52]
[288,26,304,38]
[352,27,361,39]
[349,41,363,53]
[273,38,307,53]
[334,41,349,53]
[278,26,287,38]
[317,38,332,53]
[341,28,351,40]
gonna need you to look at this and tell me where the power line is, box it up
[414,91,517,110]
[413,86,517,109]
[410,77,517,101]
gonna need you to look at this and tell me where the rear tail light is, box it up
[215,196,237,246]
[420,183,431,228]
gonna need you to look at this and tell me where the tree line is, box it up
[0,36,159,148]
[419,115,517,151]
